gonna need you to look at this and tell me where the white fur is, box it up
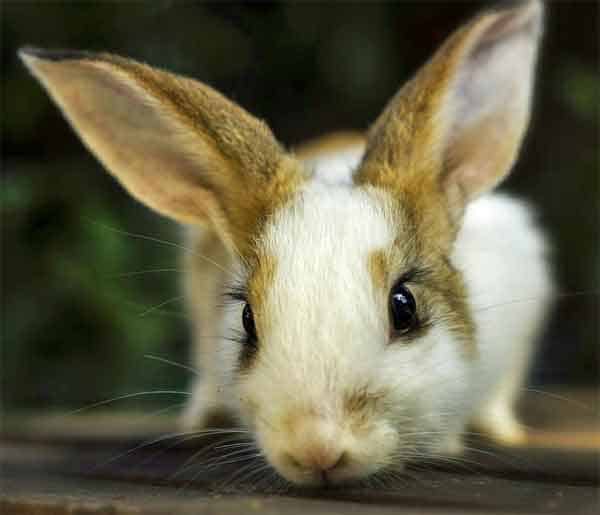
[238,183,399,483]
[303,147,366,185]
[454,193,553,442]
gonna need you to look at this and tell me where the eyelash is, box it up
[225,328,251,346]
[221,282,256,348]
[222,282,248,306]
[394,267,430,286]
[388,267,436,336]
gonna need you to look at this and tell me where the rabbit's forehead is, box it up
[248,184,403,316]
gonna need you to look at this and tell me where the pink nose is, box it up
[278,415,349,479]
[286,445,345,473]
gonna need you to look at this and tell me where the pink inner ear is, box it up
[439,3,541,205]
[445,105,528,206]
[478,0,542,46]
[24,57,225,227]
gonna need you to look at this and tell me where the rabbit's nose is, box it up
[278,415,348,479]
[284,445,346,475]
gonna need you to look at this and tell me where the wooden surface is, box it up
[1,390,599,515]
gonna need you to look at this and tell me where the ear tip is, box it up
[527,0,544,14]
[502,0,544,23]
[479,0,544,45]
[489,0,543,15]
[520,0,545,27]
[523,0,546,40]
[18,46,93,65]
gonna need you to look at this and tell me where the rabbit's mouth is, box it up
[253,414,400,487]
[268,450,389,487]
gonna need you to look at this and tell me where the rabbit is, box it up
[20,0,552,486]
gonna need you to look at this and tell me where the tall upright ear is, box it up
[19,48,304,255]
[355,0,543,220]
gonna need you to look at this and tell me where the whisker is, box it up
[92,428,244,471]
[144,354,200,376]
[139,295,184,317]
[473,289,598,314]
[222,460,270,491]
[403,453,483,472]
[224,238,249,271]
[86,220,191,252]
[174,445,258,480]
[377,469,411,490]
[459,443,544,472]
[112,268,182,278]
[137,401,187,422]
[123,300,189,319]
[86,220,234,276]
[212,459,261,492]
[181,451,259,492]
[69,390,192,415]
[214,441,257,451]
[519,388,594,411]
[143,433,243,471]
[169,435,248,480]
[210,452,263,469]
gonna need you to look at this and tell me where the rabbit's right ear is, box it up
[355,0,543,223]
[19,48,304,255]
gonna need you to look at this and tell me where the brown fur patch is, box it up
[343,387,388,433]
[97,53,285,179]
[247,252,277,331]
[368,250,389,291]
[235,252,278,372]
[370,187,476,356]
[344,387,386,415]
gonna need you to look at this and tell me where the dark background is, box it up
[2,1,598,413]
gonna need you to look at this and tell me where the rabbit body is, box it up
[22,0,550,487]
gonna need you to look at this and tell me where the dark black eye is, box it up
[389,283,418,337]
[242,303,257,343]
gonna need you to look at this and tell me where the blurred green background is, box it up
[2,1,598,414]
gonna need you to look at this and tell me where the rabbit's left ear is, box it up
[355,0,543,220]
[19,48,304,257]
